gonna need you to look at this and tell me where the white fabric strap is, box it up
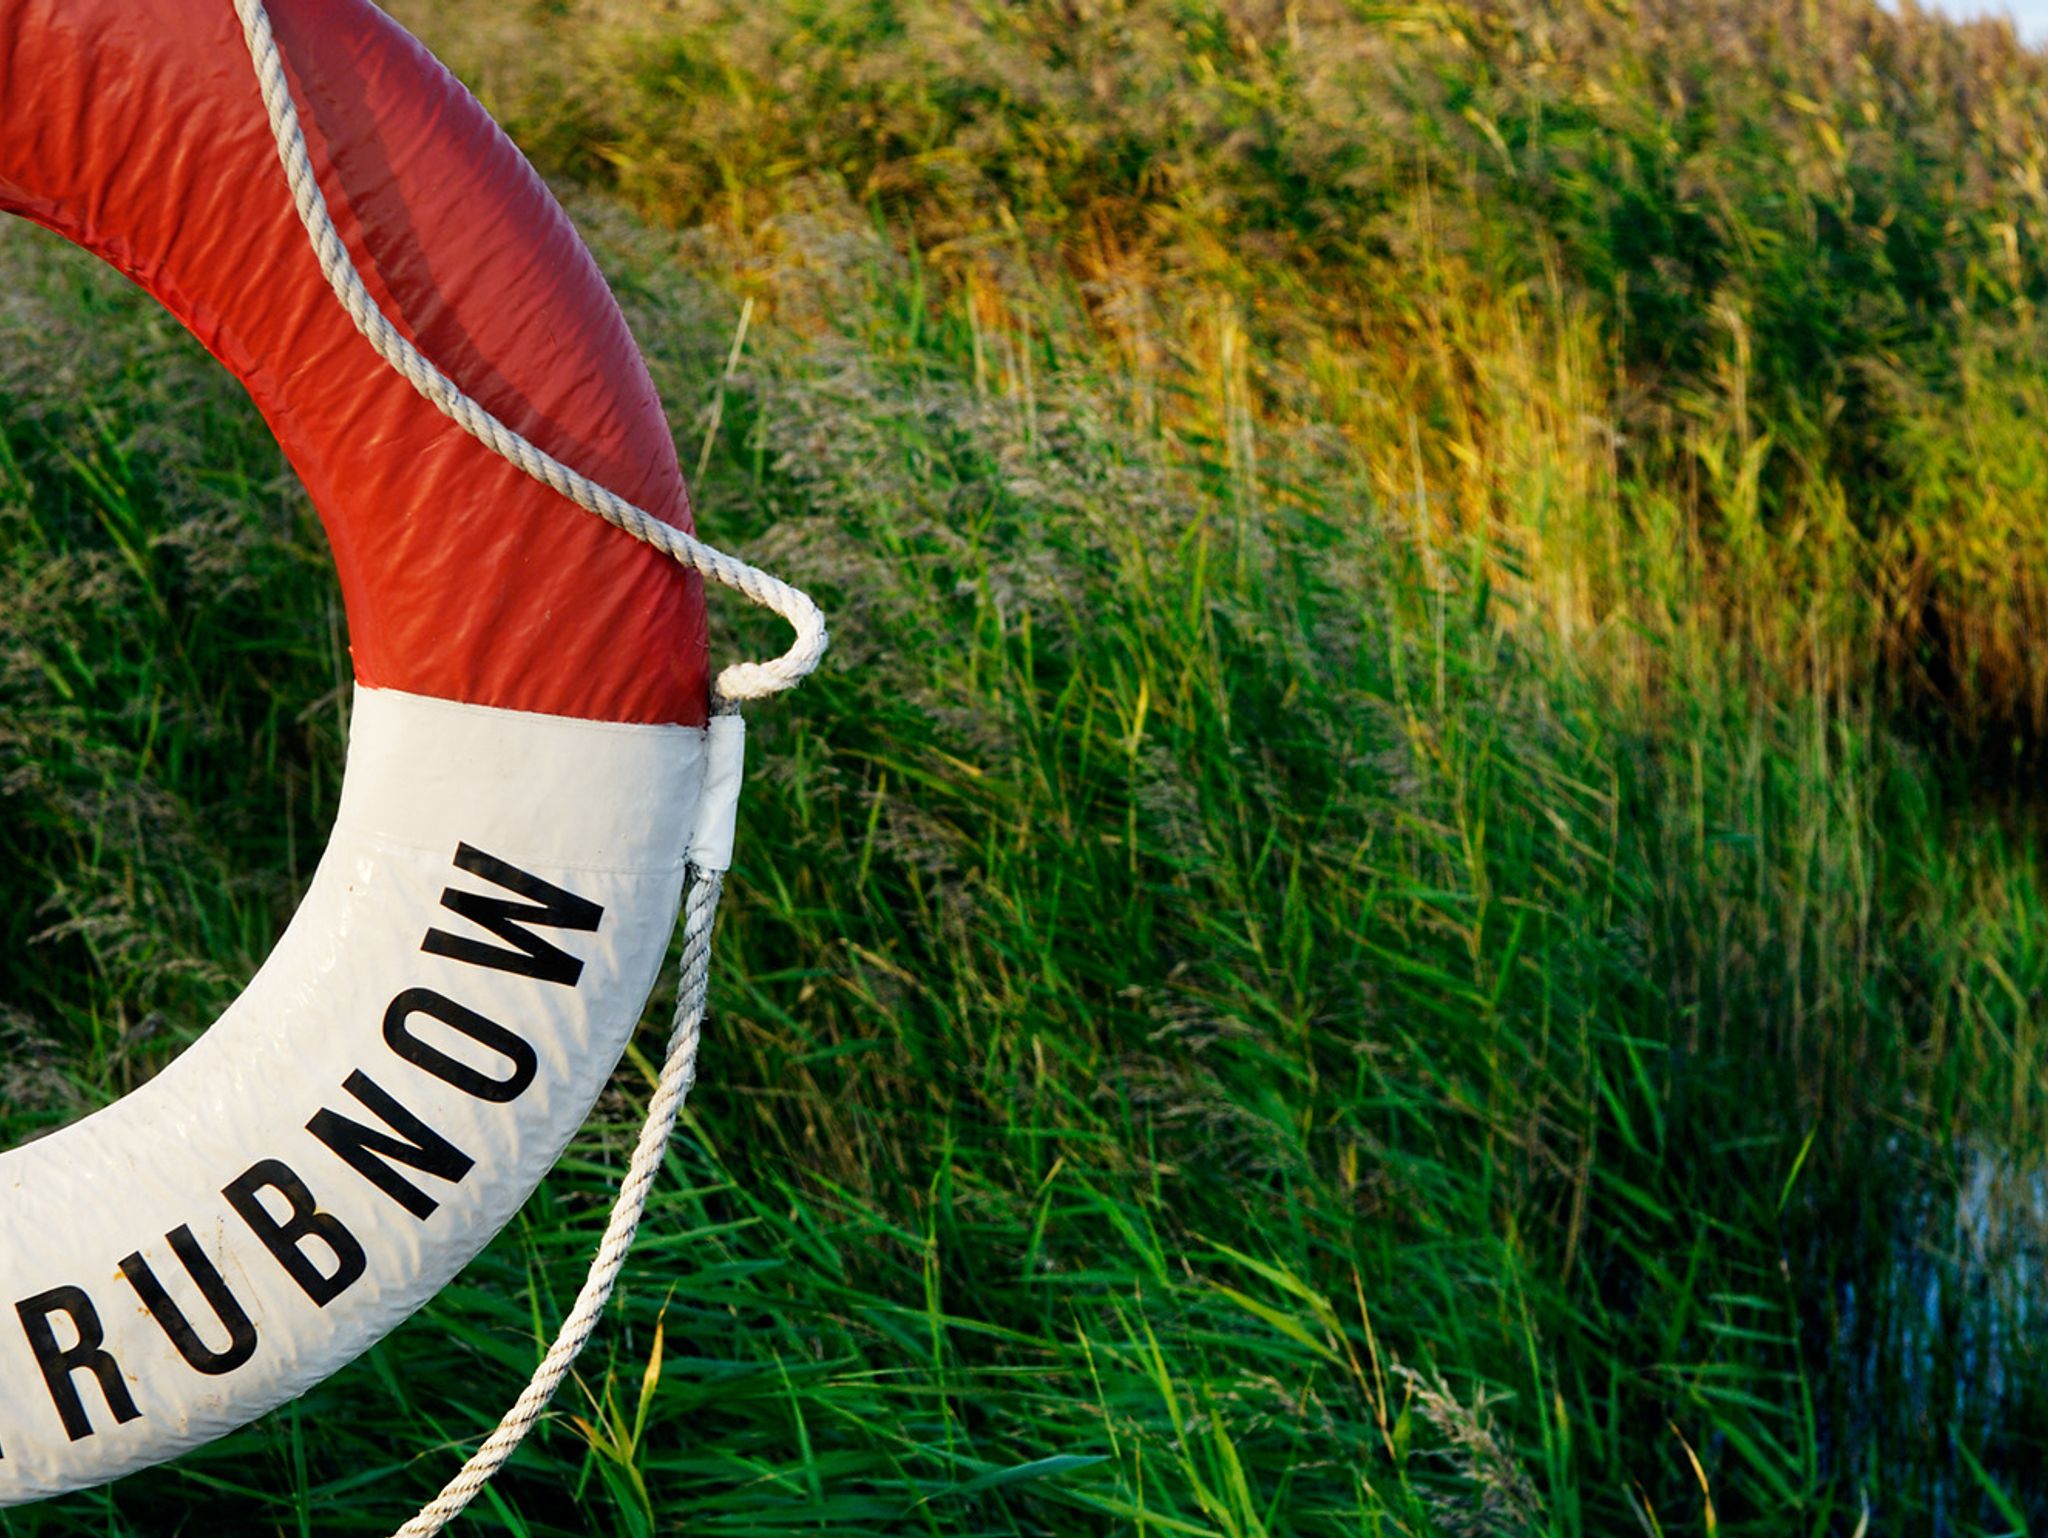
[688,716,747,874]
[227,3,825,1533]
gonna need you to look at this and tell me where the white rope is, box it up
[231,0,826,709]
[228,3,826,1531]
[391,870,724,1538]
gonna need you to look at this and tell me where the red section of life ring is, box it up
[0,0,709,725]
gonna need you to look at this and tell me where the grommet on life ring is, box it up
[0,0,758,1503]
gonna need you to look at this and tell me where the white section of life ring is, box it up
[0,686,704,1505]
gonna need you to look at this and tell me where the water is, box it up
[1821,1137,2048,1529]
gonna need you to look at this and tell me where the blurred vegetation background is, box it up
[10,0,2048,1530]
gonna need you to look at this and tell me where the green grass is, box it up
[10,0,2048,1532]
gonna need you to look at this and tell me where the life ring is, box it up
[0,0,796,1506]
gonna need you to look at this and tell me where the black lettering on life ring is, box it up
[16,1286,141,1443]
[383,989,539,1103]
[308,1070,476,1220]
[223,1160,367,1309]
[421,843,603,986]
[118,1226,260,1377]
[0,845,610,1465]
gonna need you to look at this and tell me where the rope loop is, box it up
[232,0,827,707]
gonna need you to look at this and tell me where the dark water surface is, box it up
[1819,1138,2048,1529]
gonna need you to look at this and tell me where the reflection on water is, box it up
[1823,1139,2048,1529]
